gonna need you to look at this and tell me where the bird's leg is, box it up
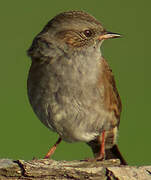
[97,130,105,160]
[85,130,106,162]
[44,137,62,159]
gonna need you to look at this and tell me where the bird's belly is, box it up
[38,87,114,143]
[28,80,114,143]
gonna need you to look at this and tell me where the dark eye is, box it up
[83,29,92,37]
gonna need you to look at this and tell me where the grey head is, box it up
[27,11,120,60]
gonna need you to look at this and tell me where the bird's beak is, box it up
[98,31,121,41]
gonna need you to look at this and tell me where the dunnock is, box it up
[27,11,127,165]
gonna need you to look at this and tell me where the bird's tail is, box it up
[105,144,127,165]
[87,140,127,165]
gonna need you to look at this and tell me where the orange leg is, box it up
[44,137,62,159]
[99,130,105,159]
[84,131,106,162]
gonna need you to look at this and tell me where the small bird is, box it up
[27,11,127,165]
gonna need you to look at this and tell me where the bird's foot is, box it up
[82,155,105,162]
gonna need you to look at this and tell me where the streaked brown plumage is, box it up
[27,11,127,165]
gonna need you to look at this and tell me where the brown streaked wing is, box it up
[99,57,122,127]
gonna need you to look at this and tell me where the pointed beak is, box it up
[98,31,122,41]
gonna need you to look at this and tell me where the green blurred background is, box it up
[0,1,149,165]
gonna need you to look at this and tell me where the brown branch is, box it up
[0,159,151,179]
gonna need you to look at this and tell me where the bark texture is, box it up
[0,159,151,180]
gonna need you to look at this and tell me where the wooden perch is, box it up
[0,158,151,179]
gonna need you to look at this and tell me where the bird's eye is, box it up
[83,29,92,37]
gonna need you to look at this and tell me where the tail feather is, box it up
[105,144,127,165]
[87,140,127,165]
